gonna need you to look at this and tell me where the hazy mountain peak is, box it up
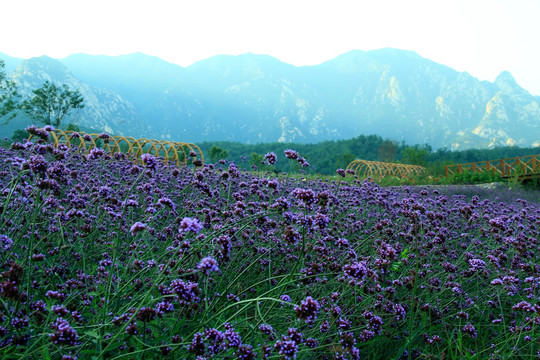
[187,52,294,74]
[495,70,516,82]
[17,56,70,76]
[494,70,520,93]
[11,56,76,92]
[0,52,22,73]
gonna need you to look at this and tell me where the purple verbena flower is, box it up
[264,152,277,165]
[25,125,50,140]
[170,279,200,306]
[236,344,256,360]
[291,188,316,207]
[136,307,157,322]
[275,339,298,360]
[197,256,219,274]
[259,323,274,336]
[297,157,309,167]
[0,235,13,251]
[282,225,301,244]
[49,318,79,346]
[179,217,203,233]
[87,148,105,160]
[468,258,487,271]
[284,149,299,160]
[463,323,478,338]
[157,197,176,210]
[224,325,242,348]
[129,221,147,236]
[294,296,320,323]
[287,328,303,344]
[98,133,110,143]
[141,153,158,170]
[28,155,48,173]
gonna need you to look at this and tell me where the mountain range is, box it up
[1,48,539,150]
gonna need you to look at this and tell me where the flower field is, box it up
[0,140,539,359]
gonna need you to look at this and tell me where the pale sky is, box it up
[2,0,540,95]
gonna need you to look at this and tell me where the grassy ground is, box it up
[0,143,539,359]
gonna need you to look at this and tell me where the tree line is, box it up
[198,137,540,176]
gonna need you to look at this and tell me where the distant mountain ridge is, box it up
[1,49,539,150]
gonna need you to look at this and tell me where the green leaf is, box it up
[400,248,408,258]
[42,346,51,360]
[84,330,100,339]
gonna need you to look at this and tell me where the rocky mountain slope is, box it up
[7,56,149,137]
[2,49,539,150]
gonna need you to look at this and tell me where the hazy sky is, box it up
[2,0,540,95]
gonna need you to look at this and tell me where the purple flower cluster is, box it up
[294,296,320,323]
[284,149,299,160]
[25,125,50,140]
[291,187,316,207]
[86,148,105,160]
[129,221,147,236]
[187,324,255,358]
[179,217,203,233]
[28,154,48,174]
[140,153,159,170]
[170,279,200,306]
[275,339,298,360]
[284,149,309,167]
[264,152,277,165]
[0,234,13,251]
[197,256,219,274]
[49,318,79,346]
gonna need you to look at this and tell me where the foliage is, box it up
[10,129,28,142]
[0,59,20,122]
[377,140,398,162]
[249,151,264,167]
[448,170,504,185]
[402,144,431,166]
[208,145,229,163]
[248,152,275,172]
[198,136,539,181]
[66,123,81,132]
[21,80,85,128]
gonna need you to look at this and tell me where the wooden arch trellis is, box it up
[345,159,426,178]
[30,129,204,167]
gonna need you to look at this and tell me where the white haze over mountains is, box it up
[3,50,539,150]
[1,0,540,96]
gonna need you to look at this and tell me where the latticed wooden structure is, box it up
[346,159,426,178]
[445,154,540,180]
[29,129,204,167]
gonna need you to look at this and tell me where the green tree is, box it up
[377,140,398,162]
[11,129,28,142]
[66,123,81,132]
[250,152,266,170]
[208,145,229,163]
[342,153,355,167]
[402,145,431,166]
[22,81,85,128]
[0,59,19,122]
